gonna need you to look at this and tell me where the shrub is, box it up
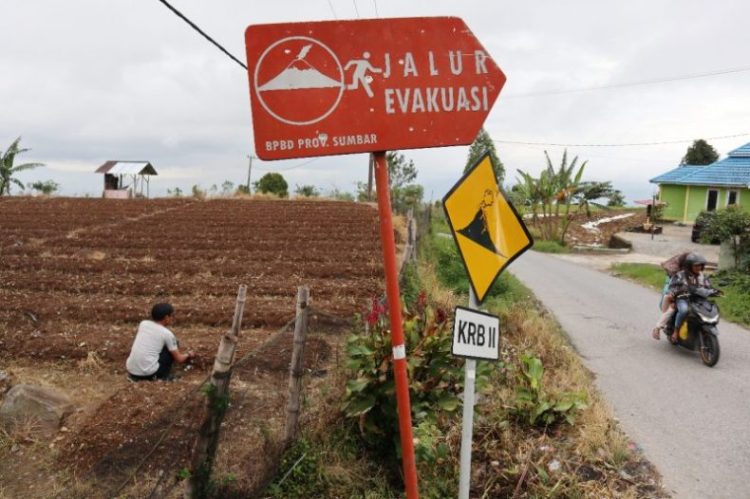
[701,206,750,269]
[341,296,480,478]
[255,172,288,197]
[511,354,588,428]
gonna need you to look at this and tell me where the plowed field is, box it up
[0,196,384,497]
[0,197,382,363]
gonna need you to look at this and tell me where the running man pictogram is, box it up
[344,52,381,97]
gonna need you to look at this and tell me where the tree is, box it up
[516,149,586,244]
[681,139,719,165]
[192,184,206,199]
[464,128,504,184]
[327,187,354,201]
[221,180,234,196]
[255,172,288,197]
[295,184,320,197]
[386,152,422,213]
[0,137,44,196]
[573,181,623,216]
[28,180,59,195]
[167,187,183,197]
[357,152,423,212]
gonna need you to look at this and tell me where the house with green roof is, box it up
[651,142,750,223]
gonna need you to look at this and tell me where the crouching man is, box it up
[126,303,195,381]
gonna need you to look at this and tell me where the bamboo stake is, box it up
[284,286,310,445]
[186,284,247,499]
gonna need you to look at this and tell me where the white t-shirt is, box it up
[126,320,179,376]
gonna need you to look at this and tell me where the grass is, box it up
[264,207,665,498]
[532,239,570,254]
[610,263,666,291]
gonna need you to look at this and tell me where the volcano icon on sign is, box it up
[259,45,342,90]
[254,37,345,126]
[457,189,506,258]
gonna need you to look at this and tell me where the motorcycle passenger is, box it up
[668,253,712,344]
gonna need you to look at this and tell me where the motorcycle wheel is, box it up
[700,333,720,367]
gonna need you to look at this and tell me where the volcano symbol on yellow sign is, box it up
[443,153,533,303]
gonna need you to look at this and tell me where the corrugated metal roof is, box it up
[95,161,157,175]
[650,142,750,187]
[728,143,750,158]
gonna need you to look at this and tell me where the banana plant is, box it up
[0,137,44,196]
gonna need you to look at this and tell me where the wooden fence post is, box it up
[284,286,310,445]
[186,284,247,499]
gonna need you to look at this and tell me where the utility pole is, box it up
[246,154,257,192]
[367,153,374,201]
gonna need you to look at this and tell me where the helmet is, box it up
[684,252,707,269]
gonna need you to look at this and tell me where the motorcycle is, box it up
[664,288,722,367]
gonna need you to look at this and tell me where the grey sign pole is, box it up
[458,287,479,499]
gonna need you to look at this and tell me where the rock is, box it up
[0,384,74,438]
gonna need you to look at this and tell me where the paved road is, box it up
[509,251,750,499]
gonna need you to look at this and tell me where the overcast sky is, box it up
[2,0,749,202]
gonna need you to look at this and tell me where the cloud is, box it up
[1,0,748,203]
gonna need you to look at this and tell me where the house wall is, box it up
[660,184,750,222]
[659,184,686,220]
[686,186,709,222]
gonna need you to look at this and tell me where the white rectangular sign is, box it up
[451,306,500,360]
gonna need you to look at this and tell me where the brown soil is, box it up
[565,211,647,246]
[0,197,382,498]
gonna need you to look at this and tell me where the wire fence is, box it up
[64,303,354,499]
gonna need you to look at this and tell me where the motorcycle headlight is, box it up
[697,312,719,324]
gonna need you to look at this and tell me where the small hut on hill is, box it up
[95,161,157,199]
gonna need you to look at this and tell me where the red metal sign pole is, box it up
[373,151,419,498]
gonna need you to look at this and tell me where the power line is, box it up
[352,0,360,18]
[256,157,320,172]
[155,0,247,70]
[505,64,750,98]
[493,131,750,148]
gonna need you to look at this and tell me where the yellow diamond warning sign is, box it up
[443,153,533,303]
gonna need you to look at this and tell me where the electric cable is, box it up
[493,131,750,148]
[505,64,750,98]
[155,0,247,70]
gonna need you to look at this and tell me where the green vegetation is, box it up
[28,179,59,195]
[532,239,569,254]
[294,184,320,197]
[701,206,750,269]
[713,271,750,328]
[512,354,588,427]
[266,206,662,498]
[464,127,504,184]
[681,138,719,165]
[0,136,44,196]
[516,149,586,244]
[610,263,665,290]
[255,172,289,197]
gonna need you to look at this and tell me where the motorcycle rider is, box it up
[667,252,713,344]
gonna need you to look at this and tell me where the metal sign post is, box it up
[444,151,532,497]
[458,288,479,499]
[373,151,419,498]
[245,19,508,499]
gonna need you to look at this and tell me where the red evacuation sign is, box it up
[244,17,506,160]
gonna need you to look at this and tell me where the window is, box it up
[727,190,738,206]
[707,189,718,211]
